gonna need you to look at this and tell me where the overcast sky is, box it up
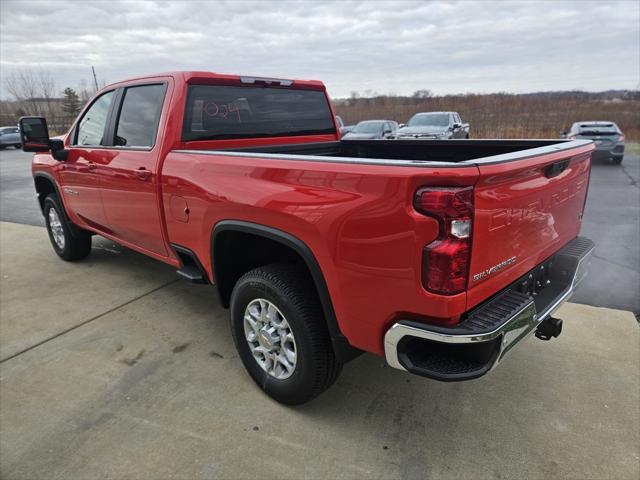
[1,0,639,99]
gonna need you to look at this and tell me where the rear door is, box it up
[98,83,169,256]
[467,145,593,308]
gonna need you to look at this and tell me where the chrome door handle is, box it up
[87,162,97,171]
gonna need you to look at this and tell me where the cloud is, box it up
[0,0,638,98]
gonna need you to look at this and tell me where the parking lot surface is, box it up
[1,147,638,313]
[0,221,639,480]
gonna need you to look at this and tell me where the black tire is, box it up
[611,155,623,165]
[43,194,92,261]
[465,133,470,139]
[230,263,342,405]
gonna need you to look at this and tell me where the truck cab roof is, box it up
[103,71,326,91]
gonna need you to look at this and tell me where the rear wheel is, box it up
[44,194,92,261]
[230,263,342,405]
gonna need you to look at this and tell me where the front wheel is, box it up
[44,194,92,261]
[230,263,342,405]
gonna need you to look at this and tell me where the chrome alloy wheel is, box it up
[243,298,297,379]
[48,208,65,250]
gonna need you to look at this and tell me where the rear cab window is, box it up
[182,85,335,141]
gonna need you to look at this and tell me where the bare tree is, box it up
[5,69,61,130]
[78,79,94,103]
[6,70,42,116]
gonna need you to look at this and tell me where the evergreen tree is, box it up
[62,87,81,117]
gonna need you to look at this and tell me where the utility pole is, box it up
[91,66,99,91]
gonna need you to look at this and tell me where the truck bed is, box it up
[208,138,593,165]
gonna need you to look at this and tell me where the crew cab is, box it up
[19,71,594,404]
[396,111,470,139]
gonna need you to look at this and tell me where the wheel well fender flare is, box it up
[33,171,60,212]
[33,171,82,237]
[211,220,361,362]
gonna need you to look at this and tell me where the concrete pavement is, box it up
[0,221,638,480]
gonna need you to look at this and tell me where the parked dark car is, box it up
[562,121,625,164]
[342,120,398,140]
[0,126,21,149]
[396,111,469,139]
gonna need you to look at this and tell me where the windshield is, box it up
[408,113,450,127]
[1,127,19,134]
[183,85,335,141]
[352,121,383,134]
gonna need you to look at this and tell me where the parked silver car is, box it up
[0,126,21,149]
[335,116,354,138]
[562,121,625,164]
[395,111,469,139]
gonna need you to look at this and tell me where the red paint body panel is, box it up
[160,151,478,353]
[31,71,594,357]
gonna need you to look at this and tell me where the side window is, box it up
[76,91,115,146]
[115,84,166,148]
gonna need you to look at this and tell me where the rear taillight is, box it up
[414,187,473,295]
[618,134,625,142]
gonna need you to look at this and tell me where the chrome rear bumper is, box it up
[384,236,595,381]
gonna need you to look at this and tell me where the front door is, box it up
[59,90,116,231]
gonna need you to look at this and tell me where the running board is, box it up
[172,244,209,284]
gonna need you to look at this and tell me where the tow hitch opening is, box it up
[535,317,563,341]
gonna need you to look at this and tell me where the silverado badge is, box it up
[473,256,517,282]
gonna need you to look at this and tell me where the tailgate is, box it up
[467,143,594,309]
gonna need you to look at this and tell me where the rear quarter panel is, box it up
[160,152,479,354]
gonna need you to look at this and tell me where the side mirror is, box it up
[399,123,406,128]
[452,123,461,130]
[19,117,51,152]
[383,129,392,135]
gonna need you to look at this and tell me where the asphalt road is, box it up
[1,147,638,313]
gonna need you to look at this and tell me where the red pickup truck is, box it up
[19,71,595,404]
